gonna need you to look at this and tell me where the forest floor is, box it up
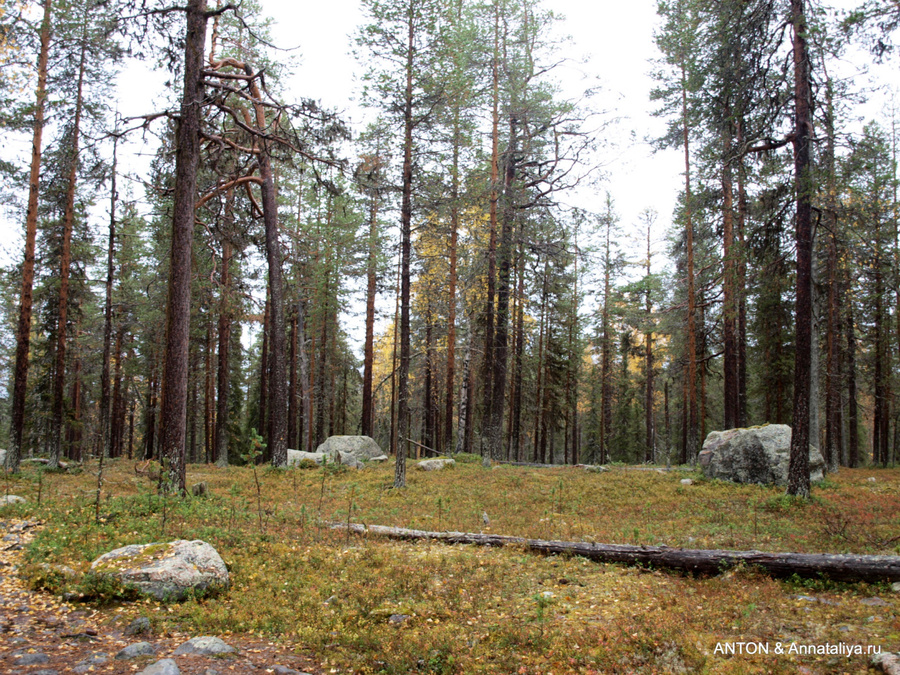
[0,456,898,674]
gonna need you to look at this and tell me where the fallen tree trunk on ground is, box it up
[331,522,900,583]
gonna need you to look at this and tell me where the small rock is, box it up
[38,562,77,578]
[389,614,411,624]
[793,594,838,606]
[124,616,152,636]
[201,669,221,675]
[140,659,181,675]
[32,670,60,675]
[680,478,693,486]
[892,582,900,593]
[580,464,607,473]
[115,642,157,659]
[271,666,302,675]
[861,597,890,607]
[871,652,900,675]
[368,455,389,462]
[74,653,108,674]
[191,482,209,497]
[15,652,50,666]
[868,477,877,483]
[417,458,455,471]
[0,495,26,505]
[172,636,235,656]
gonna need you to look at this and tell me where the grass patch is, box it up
[3,459,899,673]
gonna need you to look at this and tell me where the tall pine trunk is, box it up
[215,232,232,467]
[444,114,460,454]
[480,3,501,458]
[394,2,415,488]
[722,126,739,430]
[160,0,209,493]
[7,0,52,473]
[681,61,700,463]
[50,17,89,468]
[786,0,815,497]
[362,178,379,437]
[487,115,516,462]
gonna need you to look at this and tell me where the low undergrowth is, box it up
[1,459,898,673]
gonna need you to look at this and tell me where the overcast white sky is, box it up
[257,0,682,242]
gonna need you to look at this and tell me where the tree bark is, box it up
[159,0,209,494]
[100,132,118,459]
[444,114,460,454]
[487,114,517,463]
[509,241,526,461]
[394,3,415,488]
[600,212,613,465]
[215,231,232,467]
[362,173,379,438]
[288,311,299,448]
[722,133,739,430]
[7,0,52,473]
[456,325,473,455]
[49,12,89,469]
[259,293,269,441]
[846,291,859,468]
[314,273,330,449]
[423,301,435,452]
[480,2,501,459]
[681,61,700,463]
[257,149,288,467]
[786,0,814,498]
[204,321,214,463]
[298,296,312,453]
[110,327,124,458]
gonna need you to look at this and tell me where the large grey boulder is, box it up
[315,435,384,461]
[698,424,825,486]
[91,540,229,601]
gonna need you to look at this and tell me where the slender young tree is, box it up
[356,0,444,487]
[653,0,701,462]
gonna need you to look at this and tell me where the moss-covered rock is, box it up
[90,540,229,602]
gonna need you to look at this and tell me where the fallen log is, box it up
[331,522,900,584]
